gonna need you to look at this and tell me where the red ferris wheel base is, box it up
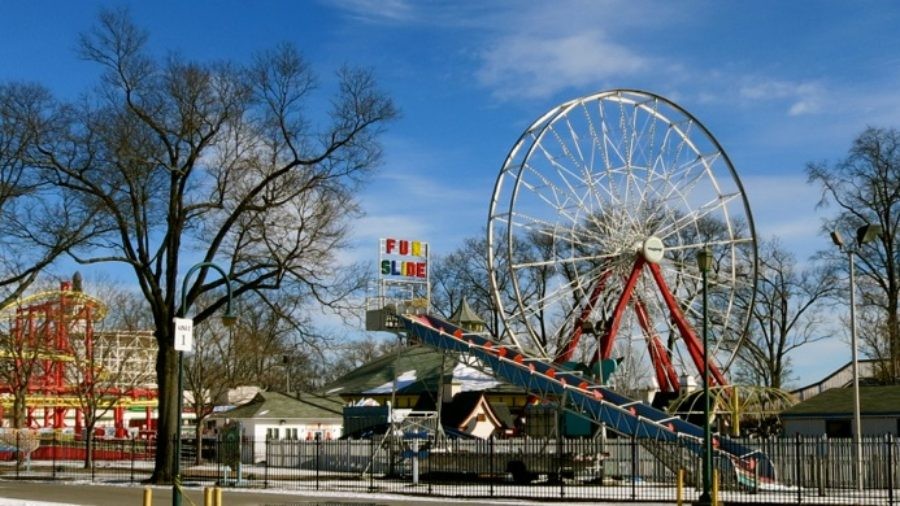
[558,255,728,392]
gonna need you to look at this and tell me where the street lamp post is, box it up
[282,354,292,395]
[831,223,881,492]
[173,262,235,506]
[696,247,713,506]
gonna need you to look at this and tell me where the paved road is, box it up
[0,480,612,506]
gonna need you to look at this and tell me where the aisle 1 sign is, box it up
[173,317,194,351]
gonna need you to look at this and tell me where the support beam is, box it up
[645,262,728,388]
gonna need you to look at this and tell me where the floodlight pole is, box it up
[832,223,881,493]
[173,262,235,506]
[848,247,863,492]
[697,247,713,506]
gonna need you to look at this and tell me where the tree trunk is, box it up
[194,418,204,465]
[151,343,179,483]
[83,423,94,469]
[12,392,25,429]
[889,306,899,383]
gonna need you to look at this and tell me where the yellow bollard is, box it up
[214,487,223,506]
[713,468,720,505]
[204,487,212,506]
[676,468,683,506]
[142,487,152,506]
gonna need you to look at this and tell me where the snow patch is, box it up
[452,361,502,391]
[364,369,418,394]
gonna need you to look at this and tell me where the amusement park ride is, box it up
[389,90,776,484]
[0,277,157,437]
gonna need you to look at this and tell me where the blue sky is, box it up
[2,1,899,386]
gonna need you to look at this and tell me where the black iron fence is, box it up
[0,432,897,504]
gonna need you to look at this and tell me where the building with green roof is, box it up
[781,386,900,437]
[322,344,524,408]
[322,344,527,438]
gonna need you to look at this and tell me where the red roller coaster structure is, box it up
[0,280,157,437]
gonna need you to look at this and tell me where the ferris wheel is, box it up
[487,89,756,393]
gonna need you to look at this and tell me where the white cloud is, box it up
[464,3,837,118]
[740,173,828,259]
[742,174,821,214]
[373,169,482,205]
[355,133,491,255]
[738,78,825,116]
[351,213,432,247]
[328,0,494,28]
[788,99,819,116]
[328,0,417,23]
[476,30,649,100]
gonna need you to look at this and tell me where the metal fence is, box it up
[0,432,897,504]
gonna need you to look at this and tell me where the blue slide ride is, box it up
[402,313,776,484]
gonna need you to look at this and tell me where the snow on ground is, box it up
[0,501,78,506]
[0,477,891,506]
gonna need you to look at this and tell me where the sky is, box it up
[2,0,899,386]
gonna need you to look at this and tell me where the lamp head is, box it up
[696,247,713,273]
[856,224,882,246]
[830,230,844,248]
[222,313,238,328]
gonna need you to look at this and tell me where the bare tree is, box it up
[328,335,405,380]
[431,234,500,332]
[11,10,396,482]
[0,84,101,307]
[223,298,306,390]
[184,293,343,464]
[65,276,154,467]
[183,319,232,464]
[732,238,837,389]
[86,274,154,332]
[430,232,541,343]
[0,280,115,433]
[807,126,900,383]
[0,313,48,429]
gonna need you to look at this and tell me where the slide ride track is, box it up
[402,313,775,485]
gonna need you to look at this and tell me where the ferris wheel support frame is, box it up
[554,268,612,365]
[578,255,729,391]
[635,297,681,392]
[646,261,729,389]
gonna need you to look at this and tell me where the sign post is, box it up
[172,316,193,506]
[173,262,235,506]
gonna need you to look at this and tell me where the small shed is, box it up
[781,386,900,437]
[213,391,344,462]
[442,391,507,439]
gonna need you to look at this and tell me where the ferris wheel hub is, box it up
[641,236,665,264]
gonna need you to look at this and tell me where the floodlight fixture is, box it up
[830,230,844,248]
[856,224,882,247]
